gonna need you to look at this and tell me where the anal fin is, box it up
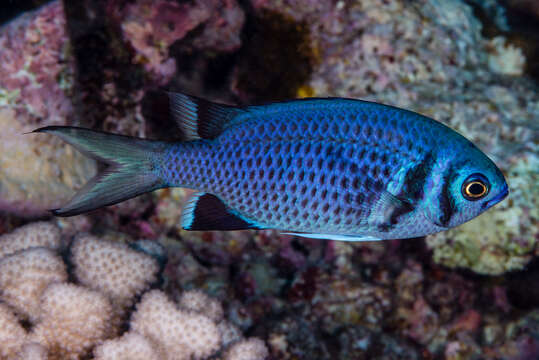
[182,193,261,231]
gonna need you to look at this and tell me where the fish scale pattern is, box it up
[161,99,450,238]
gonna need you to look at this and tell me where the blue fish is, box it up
[34,93,508,241]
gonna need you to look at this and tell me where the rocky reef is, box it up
[0,0,538,359]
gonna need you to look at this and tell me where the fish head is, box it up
[422,145,508,230]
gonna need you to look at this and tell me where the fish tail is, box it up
[33,126,166,216]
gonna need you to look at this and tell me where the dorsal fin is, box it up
[168,92,244,141]
[181,192,263,231]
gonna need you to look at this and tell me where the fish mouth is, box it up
[483,184,509,209]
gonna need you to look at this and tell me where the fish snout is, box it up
[483,183,509,210]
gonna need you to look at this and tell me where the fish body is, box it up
[35,94,508,241]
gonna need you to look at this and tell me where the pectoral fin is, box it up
[369,191,415,231]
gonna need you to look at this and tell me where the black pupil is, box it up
[469,183,484,195]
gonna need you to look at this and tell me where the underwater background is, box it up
[0,0,537,359]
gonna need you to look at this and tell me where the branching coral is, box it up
[93,332,162,360]
[0,247,67,321]
[0,221,61,259]
[0,222,269,360]
[131,290,222,360]
[0,303,27,359]
[29,283,114,359]
[71,234,161,312]
[224,338,269,360]
[178,289,224,322]
[15,343,48,360]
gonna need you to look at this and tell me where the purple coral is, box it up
[0,1,73,125]
[120,0,244,86]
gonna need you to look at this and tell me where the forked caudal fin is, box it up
[32,126,166,216]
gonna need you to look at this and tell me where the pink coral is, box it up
[121,0,211,85]
[178,289,224,322]
[131,290,222,360]
[0,221,269,358]
[0,222,61,259]
[0,1,95,216]
[29,283,113,359]
[71,234,160,311]
[94,332,162,360]
[15,343,47,360]
[0,1,73,124]
[119,0,244,86]
[0,303,27,358]
[224,338,269,360]
[0,247,67,321]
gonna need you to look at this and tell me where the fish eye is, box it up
[461,174,489,201]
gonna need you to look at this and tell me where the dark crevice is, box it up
[231,8,317,104]
[465,0,539,82]
[62,0,145,129]
[0,0,51,25]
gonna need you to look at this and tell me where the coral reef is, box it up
[29,283,114,359]
[15,342,48,360]
[0,2,95,216]
[0,247,67,322]
[131,290,222,359]
[94,332,161,360]
[0,0,245,216]
[71,234,160,312]
[120,0,244,86]
[1,0,539,359]
[0,221,61,258]
[487,36,526,75]
[0,222,268,359]
[0,303,27,359]
[224,338,269,360]
[120,0,211,86]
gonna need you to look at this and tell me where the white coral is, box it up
[0,222,267,359]
[487,36,526,76]
[178,289,224,322]
[131,290,222,360]
[15,343,48,360]
[0,222,61,259]
[71,234,160,310]
[0,303,27,358]
[0,247,67,321]
[29,283,113,359]
[224,338,269,360]
[94,332,163,360]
